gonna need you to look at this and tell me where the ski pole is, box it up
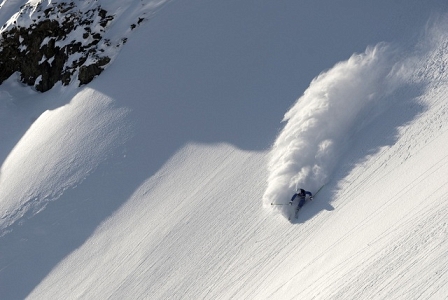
[271,203,288,206]
[314,184,325,197]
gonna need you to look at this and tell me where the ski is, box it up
[288,208,300,221]
[294,208,300,219]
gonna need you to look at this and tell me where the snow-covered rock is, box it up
[0,0,168,92]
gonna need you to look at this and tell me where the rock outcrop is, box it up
[0,2,118,92]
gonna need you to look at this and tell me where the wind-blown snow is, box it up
[264,44,403,209]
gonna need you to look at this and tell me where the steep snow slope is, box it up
[1,0,448,299]
[25,20,448,299]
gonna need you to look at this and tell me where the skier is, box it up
[289,188,313,212]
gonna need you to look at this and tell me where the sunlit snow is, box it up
[1,1,448,299]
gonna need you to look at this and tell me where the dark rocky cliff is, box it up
[0,2,122,92]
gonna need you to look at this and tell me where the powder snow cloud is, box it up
[263,44,405,212]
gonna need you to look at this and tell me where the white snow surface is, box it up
[1,0,448,299]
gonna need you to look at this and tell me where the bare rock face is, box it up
[0,2,116,92]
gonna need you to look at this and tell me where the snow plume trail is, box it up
[263,44,402,212]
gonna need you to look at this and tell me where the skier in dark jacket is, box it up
[289,188,313,211]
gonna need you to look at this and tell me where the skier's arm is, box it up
[289,194,297,204]
[306,191,313,200]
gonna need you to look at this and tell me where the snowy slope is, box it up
[1,0,448,299]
